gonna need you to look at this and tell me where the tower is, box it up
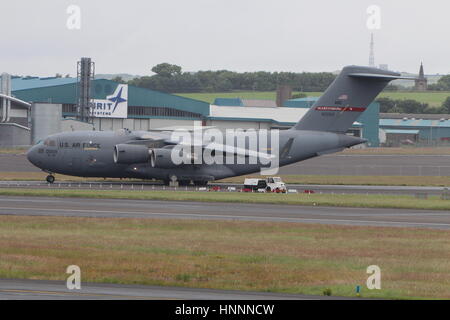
[414,63,427,91]
[369,33,375,67]
[76,57,95,123]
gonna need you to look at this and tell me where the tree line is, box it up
[116,63,336,93]
[376,97,450,114]
[114,63,450,114]
[428,75,450,91]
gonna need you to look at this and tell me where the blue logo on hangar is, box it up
[91,84,129,118]
[108,87,127,113]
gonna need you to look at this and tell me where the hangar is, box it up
[379,113,450,146]
[0,76,210,146]
[0,73,32,147]
[13,77,209,129]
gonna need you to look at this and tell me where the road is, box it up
[0,279,327,300]
[3,153,450,176]
[1,196,450,229]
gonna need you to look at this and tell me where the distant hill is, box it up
[95,73,142,81]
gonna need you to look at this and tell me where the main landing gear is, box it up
[46,175,55,184]
[163,177,209,187]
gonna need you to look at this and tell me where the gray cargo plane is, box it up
[27,66,411,185]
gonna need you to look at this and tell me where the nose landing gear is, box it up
[46,175,55,184]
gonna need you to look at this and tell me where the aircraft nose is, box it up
[26,146,40,167]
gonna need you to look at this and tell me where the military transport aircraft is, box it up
[27,66,411,185]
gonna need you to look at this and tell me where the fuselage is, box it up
[27,129,364,183]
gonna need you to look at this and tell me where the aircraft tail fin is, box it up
[293,66,414,133]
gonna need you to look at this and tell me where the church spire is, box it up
[415,62,428,91]
[419,62,425,79]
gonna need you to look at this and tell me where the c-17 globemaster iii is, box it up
[27,66,412,185]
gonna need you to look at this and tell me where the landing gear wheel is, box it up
[46,175,55,184]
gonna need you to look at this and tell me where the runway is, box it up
[3,153,450,176]
[0,278,324,300]
[1,196,448,301]
[1,196,450,229]
[281,154,450,176]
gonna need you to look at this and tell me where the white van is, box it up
[243,177,287,193]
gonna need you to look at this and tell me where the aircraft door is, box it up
[62,149,82,174]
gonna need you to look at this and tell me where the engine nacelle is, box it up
[114,144,150,164]
[150,148,180,169]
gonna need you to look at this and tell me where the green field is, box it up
[177,91,450,108]
[1,215,449,299]
[177,91,321,103]
[380,91,450,107]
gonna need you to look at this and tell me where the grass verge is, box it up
[220,174,450,187]
[1,215,449,299]
[1,188,450,210]
[0,147,28,154]
[341,147,450,155]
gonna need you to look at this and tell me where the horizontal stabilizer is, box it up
[348,73,416,81]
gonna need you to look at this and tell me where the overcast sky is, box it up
[1,0,449,77]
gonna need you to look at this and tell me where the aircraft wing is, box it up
[133,130,275,160]
[146,126,217,131]
[134,127,217,141]
[177,140,276,160]
[134,131,171,141]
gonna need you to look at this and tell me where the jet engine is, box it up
[114,144,150,164]
[150,148,179,169]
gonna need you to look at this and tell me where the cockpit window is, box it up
[44,139,56,147]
